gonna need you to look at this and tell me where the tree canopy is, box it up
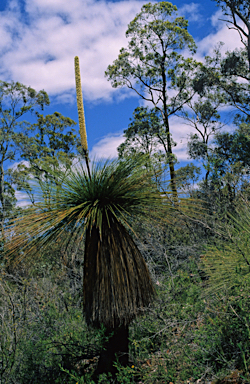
[8,112,79,203]
[0,81,50,238]
[106,1,200,196]
[212,0,250,67]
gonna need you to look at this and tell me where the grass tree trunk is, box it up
[0,160,5,243]
[83,213,155,375]
[94,324,129,377]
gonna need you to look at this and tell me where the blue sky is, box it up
[0,0,242,167]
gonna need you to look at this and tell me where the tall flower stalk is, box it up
[74,56,91,178]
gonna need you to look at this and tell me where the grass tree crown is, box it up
[5,155,180,327]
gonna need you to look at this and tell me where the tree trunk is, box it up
[159,50,178,199]
[94,324,129,378]
[164,117,178,199]
[0,160,5,241]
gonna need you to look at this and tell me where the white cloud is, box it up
[88,110,235,162]
[9,160,30,170]
[88,116,194,162]
[178,2,202,23]
[0,0,246,103]
[196,9,244,59]
[90,132,124,159]
[15,190,30,207]
[167,115,234,162]
[168,116,191,162]
[0,0,144,101]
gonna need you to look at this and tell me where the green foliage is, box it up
[118,106,173,160]
[175,163,201,191]
[2,2,250,383]
[201,203,250,295]
[2,205,250,383]
[60,363,137,384]
[194,46,250,122]
[199,293,250,373]
[129,261,207,383]
[106,2,197,96]
[180,85,226,182]
[0,81,50,237]
[212,0,250,70]
[188,123,250,209]
[212,123,250,177]
[106,1,201,194]
[213,0,250,20]
[8,111,79,203]
[117,107,177,184]
[128,262,250,383]
[0,266,106,384]
[19,111,78,171]
[113,362,136,383]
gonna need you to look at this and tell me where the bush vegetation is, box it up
[1,195,250,383]
[1,0,250,382]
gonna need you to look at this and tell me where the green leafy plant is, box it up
[201,203,250,294]
[5,152,190,376]
[105,1,200,196]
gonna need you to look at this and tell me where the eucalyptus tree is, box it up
[105,2,200,196]
[118,106,178,190]
[0,81,49,239]
[118,107,167,159]
[178,89,226,182]
[192,47,249,202]
[8,112,79,204]
[186,0,250,191]
[195,0,250,125]
[205,122,250,189]
[208,49,249,119]
[212,0,250,68]
[118,106,177,177]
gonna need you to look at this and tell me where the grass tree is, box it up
[4,57,192,377]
